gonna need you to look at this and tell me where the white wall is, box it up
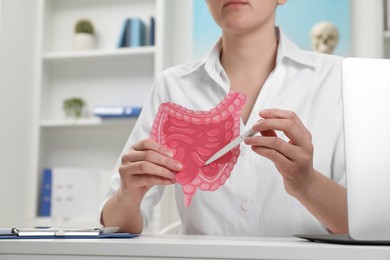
[0,0,36,226]
[170,0,193,65]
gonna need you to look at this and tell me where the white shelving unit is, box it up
[27,0,177,231]
[383,0,390,57]
[349,0,383,58]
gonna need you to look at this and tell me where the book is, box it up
[38,168,52,217]
[118,18,147,48]
[149,16,155,46]
[117,19,128,48]
[126,18,146,47]
[93,105,142,118]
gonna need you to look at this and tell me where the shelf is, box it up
[40,117,138,128]
[42,0,156,53]
[33,217,100,228]
[384,30,390,39]
[28,0,180,233]
[43,46,156,61]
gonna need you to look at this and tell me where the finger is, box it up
[250,145,295,177]
[122,161,176,180]
[124,149,183,172]
[133,175,176,188]
[259,109,309,134]
[245,135,298,161]
[260,129,277,137]
[252,118,305,146]
[250,118,277,137]
[132,139,173,157]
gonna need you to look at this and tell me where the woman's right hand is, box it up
[117,138,183,205]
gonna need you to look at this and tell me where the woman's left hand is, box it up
[244,109,315,198]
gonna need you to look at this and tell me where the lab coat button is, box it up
[241,201,249,211]
[240,146,247,156]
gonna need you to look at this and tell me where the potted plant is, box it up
[63,97,86,118]
[73,19,95,50]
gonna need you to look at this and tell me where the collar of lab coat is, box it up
[184,27,318,79]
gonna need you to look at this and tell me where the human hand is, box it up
[117,138,183,204]
[244,109,315,198]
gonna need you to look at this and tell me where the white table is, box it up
[1,234,390,260]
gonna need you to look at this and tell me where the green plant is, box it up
[63,98,86,118]
[75,19,95,35]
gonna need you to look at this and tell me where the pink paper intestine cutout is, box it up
[150,92,247,206]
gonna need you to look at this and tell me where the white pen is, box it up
[204,128,258,165]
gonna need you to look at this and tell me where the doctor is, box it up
[101,0,348,236]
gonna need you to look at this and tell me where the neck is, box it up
[220,26,278,79]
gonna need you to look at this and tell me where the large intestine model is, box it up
[150,92,247,206]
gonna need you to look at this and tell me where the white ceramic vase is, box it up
[73,33,95,50]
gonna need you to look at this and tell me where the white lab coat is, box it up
[102,29,345,237]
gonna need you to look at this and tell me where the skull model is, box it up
[310,21,340,54]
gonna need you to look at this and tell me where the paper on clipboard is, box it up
[10,227,119,237]
[0,227,138,239]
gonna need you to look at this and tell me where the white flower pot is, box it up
[73,33,95,50]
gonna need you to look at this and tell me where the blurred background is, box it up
[0,0,388,233]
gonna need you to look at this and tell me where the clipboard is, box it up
[0,227,138,239]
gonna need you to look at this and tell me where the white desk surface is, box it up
[1,234,390,260]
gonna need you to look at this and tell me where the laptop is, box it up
[295,57,390,245]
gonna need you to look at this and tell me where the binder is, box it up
[93,105,142,118]
[38,167,103,221]
[38,168,52,217]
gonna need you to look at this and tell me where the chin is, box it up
[222,19,254,34]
